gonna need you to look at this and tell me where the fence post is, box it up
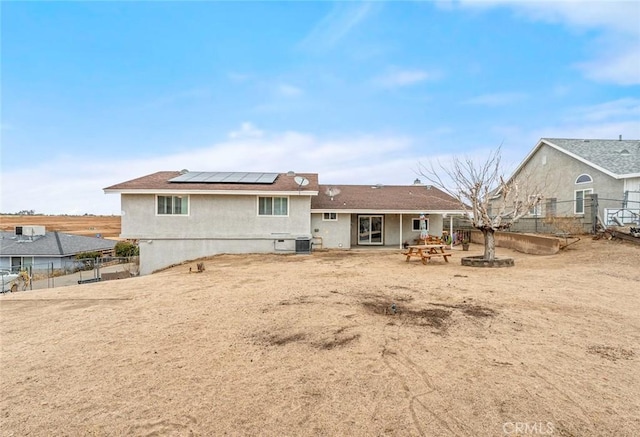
[589,193,598,234]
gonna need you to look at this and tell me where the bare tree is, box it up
[418,147,543,261]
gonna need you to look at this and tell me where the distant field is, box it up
[0,215,121,238]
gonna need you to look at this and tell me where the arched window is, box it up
[575,174,592,184]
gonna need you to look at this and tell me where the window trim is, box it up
[574,188,593,215]
[412,217,429,232]
[528,204,542,217]
[575,174,593,184]
[528,195,541,216]
[156,195,190,216]
[322,212,337,221]
[258,196,289,217]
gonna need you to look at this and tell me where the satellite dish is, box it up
[294,176,309,187]
[325,187,340,200]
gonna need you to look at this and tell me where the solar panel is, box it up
[169,172,279,184]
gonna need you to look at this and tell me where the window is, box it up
[323,212,337,221]
[575,174,593,184]
[545,198,557,217]
[528,195,541,216]
[258,196,288,216]
[575,189,593,214]
[529,204,541,216]
[412,217,429,231]
[157,195,189,215]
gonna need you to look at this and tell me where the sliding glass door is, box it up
[358,215,384,245]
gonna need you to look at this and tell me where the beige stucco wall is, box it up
[121,193,313,274]
[310,213,445,249]
[310,213,351,249]
[121,194,311,239]
[517,144,624,216]
[398,214,444,245]
[624,177,640,208]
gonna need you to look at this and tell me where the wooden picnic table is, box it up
[403,244,453,265]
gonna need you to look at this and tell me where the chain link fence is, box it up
[447,194,639,237]
[4,256,140,292]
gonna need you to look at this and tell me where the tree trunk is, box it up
[483,228,496,260]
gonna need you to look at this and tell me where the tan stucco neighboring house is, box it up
[495,137,640,233]
[104,171,466,274]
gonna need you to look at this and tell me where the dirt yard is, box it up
[0,215,121,238]
[1,239,638,436]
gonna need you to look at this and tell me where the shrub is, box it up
[115,241,139,257]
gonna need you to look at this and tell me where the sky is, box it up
[1,0,639,215]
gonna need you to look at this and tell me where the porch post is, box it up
[449,215,454,249]
[399,214,404,249]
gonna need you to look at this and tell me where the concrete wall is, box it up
[138,237,301,274]
[469,231,560,255]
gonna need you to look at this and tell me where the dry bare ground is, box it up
[1,239,639,436]
[0,215,121,238]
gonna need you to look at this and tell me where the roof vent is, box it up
[583,139,590,142]
[287,170,295,176]
[413,178,423,185]
[180,169,189,174]
[620,149,630,155]
[372,183,383,189]
[619,135,622,141]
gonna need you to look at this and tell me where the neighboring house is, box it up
[497,137,640,233]
[0,225,117,272]
[104,171,465,275]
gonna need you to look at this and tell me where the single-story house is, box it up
[492,137,640,233]
[310,182,463,249]
[104,171,466,275]
[0,225,117,272]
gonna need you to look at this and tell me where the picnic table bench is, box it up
[403,244,453,265]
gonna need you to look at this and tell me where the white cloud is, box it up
[576,45,640,86]
[564,98,640,123]
[451,1,640,85]
[373,68,440,88]
[227,72,252,83]
[228,122,264,139]
[276,83,303,97]
[0,128,418,215]
[298,2,381,52]
[463,92,527,106]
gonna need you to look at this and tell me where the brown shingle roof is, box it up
[104,171,320,193]
[311,184,464,212]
